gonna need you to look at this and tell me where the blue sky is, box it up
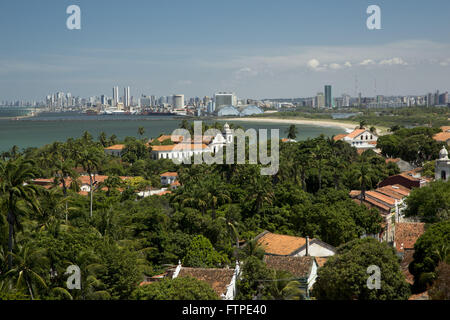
[0,0,449,100]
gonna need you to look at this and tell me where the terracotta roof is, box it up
[346,129,366,139]
[104,144,125,150]
[386,158,401,164]
[256,232,306,256]
[160,172,178,177]
[156,190,172,196]
[433,131,450,142]
[394,223,425,252]
[409,291,429,300]
[360,196,391,212]
[349,190,361,198]
[441,126,450,132]
[151,143,209,152]
[32,178,54,184]
[333,133,347,141]
[176,267,235,297]
[366,190,397,206]
[376,186,407,200]
[264,255,315,278]
[315,257,328,268]
[170,181,181,186]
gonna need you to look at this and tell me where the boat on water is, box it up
[83,109,99,115]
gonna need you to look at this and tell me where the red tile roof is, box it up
[264,255,315,278]
[160,172,178,177]
[176,267,235,297]
[256,232,306,256]
[333,134,347,141]
[104,144,125,150]
[346,129,366,139]
[366,190,397,206]
[394,223,425,252]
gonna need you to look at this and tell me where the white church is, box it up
[435,146,450,181]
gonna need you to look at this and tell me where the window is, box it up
[442,170,447,181]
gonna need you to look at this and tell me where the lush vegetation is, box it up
[377,127,444,166]
[404,180,450,223]
[409,220,450,293]
[313,238,411,300]
[252,106,450,128]
[0,120,446,300]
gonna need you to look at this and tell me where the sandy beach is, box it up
[224,117,358,131]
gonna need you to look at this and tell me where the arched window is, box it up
[442,170,447,181]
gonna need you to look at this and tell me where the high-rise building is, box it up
[324,85,332,108]
[124,87,130,108]
[172,94,185,108]
[315,92,325,108]
[112,86,119,107]
[214,92,237,110]
[439,92,448,105]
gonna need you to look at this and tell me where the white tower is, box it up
[223,122,233,144]
[435,146,450,181]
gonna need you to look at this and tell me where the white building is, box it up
[435,146,450,181]
[172,94,184,108]
[333,128,378,149]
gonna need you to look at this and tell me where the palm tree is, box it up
[359,120,367,129]
[98,132,108,147]
[267,270,306,300]
[0,158,40,269]
[311,144,329,191]
[76,146,103,218]
[138,127,145,139]
[357,160,372,202]
[286,125,298,140]
[4,243,48,299]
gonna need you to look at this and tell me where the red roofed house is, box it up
[393,222,426,285]
[254,231,337,257]
[433,126,450,146]
[264,255,318,298]
[160,172,178,185]
[167,261,240,300]
[333,128,378,150]
[104,144,126,157]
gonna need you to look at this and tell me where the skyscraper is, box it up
[172,94,185,108]
[214,92,237,110]
[315,92,325,108]
[324,85,332,108]
[112,86,119,107]
[124,87,130,108]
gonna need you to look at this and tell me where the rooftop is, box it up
[104,144,125,150]
[256,231,306,256]
[263,255,315,278]
[176,267,235,297]
[394,222,426,252]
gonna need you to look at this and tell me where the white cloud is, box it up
[307,59,320,69]
[344,61,352,67]
[329,63,342,70]
[360,59,375,66]
[379,57,408,65]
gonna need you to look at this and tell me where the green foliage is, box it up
[182,235,227,268]
[410,220,450,292]
[132,277,219,300]
[313,238,410,300]
[404,180,450,223]
[377,127,443,166]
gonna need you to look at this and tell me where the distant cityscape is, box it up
[1,85,449,117]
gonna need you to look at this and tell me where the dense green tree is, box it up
[182,235,226,268]
[313,238,410,300]
[404,180,450,223]
[132,276,219,300]
[0,158,40,269]
[410,220,450,292]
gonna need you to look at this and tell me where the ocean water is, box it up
[0,112,345,152]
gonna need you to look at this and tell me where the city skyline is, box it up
[1,0,450,100]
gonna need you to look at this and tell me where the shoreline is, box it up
[223,117,358,131]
